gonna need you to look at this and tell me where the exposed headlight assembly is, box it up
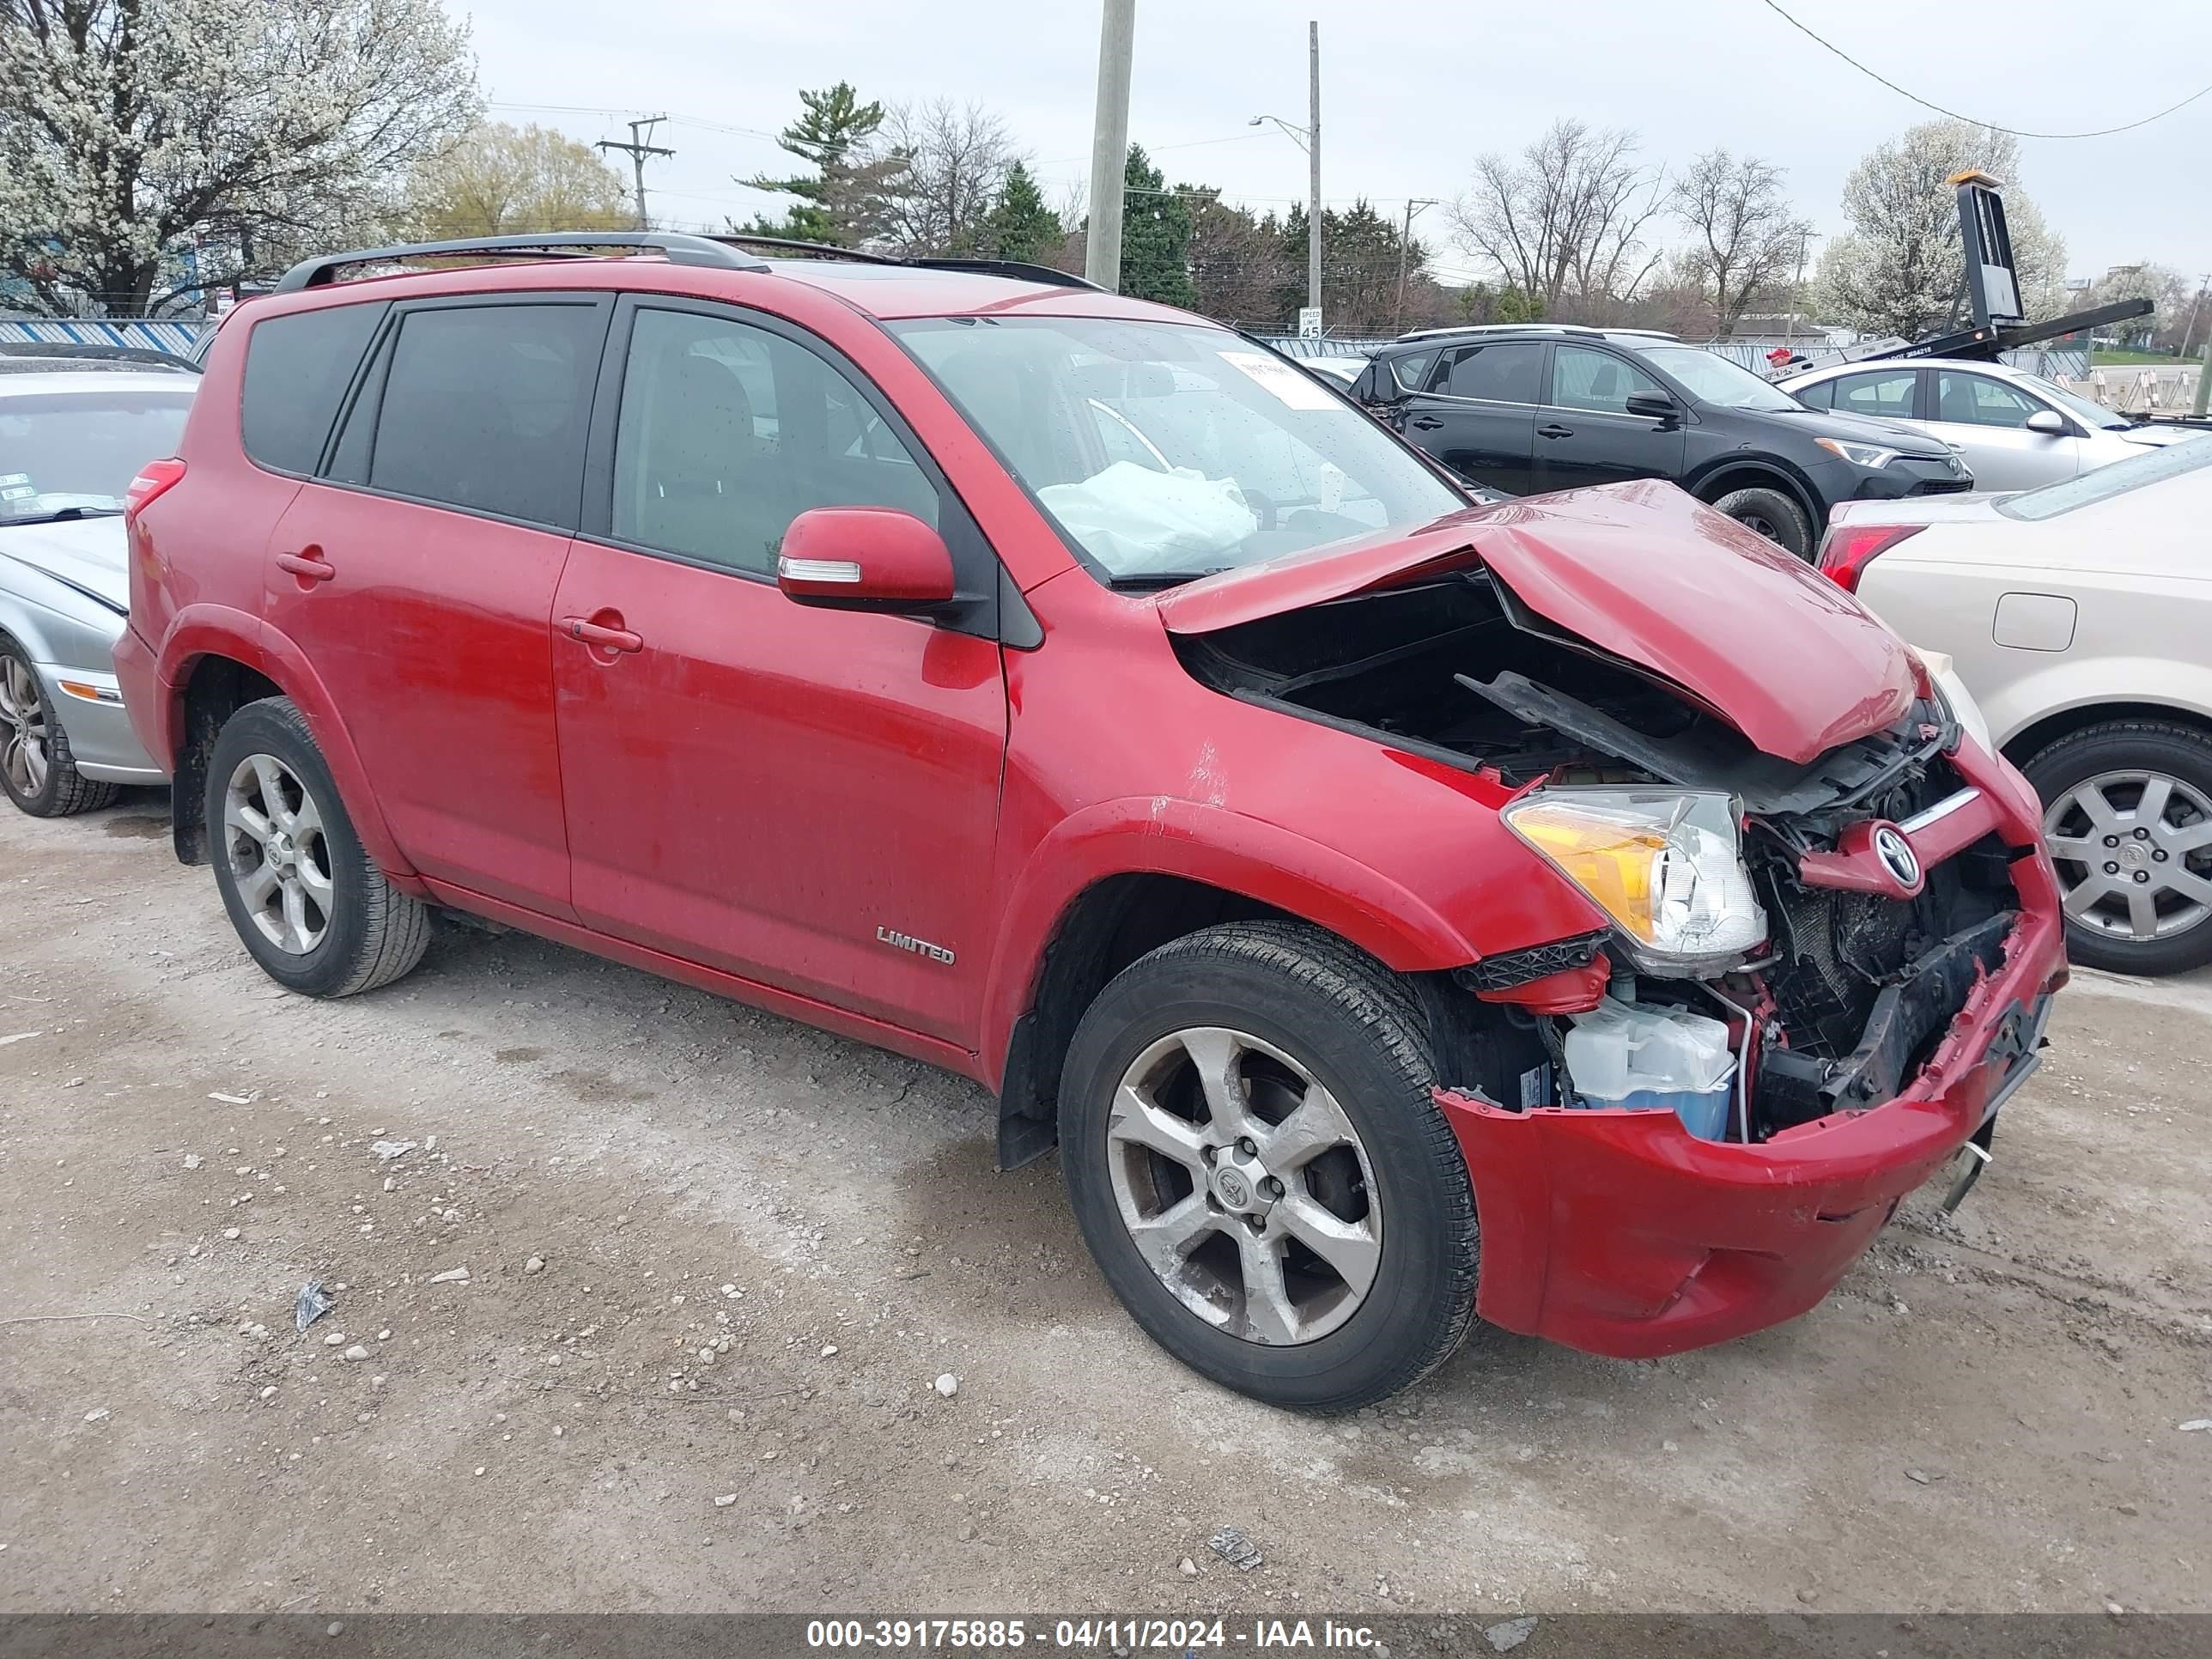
[1503,788,1767,974]
[1814,436,1901,469]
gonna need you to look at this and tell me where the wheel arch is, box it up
[158,613,416,883]
[2002,700,2212,770]
[1686,457,1820,536]
[982,799,1509,1170]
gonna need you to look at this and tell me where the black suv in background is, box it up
[1350,325,1972,557]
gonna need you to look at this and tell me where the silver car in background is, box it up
[0,366,195,816]
[1781,356,2204,493]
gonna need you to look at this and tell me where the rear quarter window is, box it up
[240,302,387,475]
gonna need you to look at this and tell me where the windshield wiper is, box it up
[2,506,123,525]
[1107,568,1234,590]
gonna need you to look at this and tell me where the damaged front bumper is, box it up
[1434,853,2066,1360]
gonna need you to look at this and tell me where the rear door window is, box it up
[240,302,386,475]
[1827,368,1918,421]
[364,303,604,528]
[1441,342,1543,404]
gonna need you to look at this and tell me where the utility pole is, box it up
[2186,273,2211,419]
[1085,0,1136,291]
[1394,198,1439,329]
[597,117,674,231]
[1307,20,1322,324]
[2179,271,2212,361]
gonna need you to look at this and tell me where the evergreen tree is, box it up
[982,160,1060,263]
[1116,145,1194,306]
[736,82,896,246]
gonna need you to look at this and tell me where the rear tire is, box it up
[2024,719,2212,976]
[1711,485,1812,559]
[205,696,430,997]
[1060,921,1480,1413]
[0,639,120,817]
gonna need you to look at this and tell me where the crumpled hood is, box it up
[1156,480,1919,765]
[0,514,130,612]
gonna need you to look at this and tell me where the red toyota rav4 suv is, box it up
[118,233,2066,1412]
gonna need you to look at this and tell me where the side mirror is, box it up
[2024,409,2068,436]
[1625,390,1679,422]
[776,507,956,612]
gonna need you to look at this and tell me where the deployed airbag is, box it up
[1039,462,1257,574]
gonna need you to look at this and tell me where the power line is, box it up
[1759,0,2212,139]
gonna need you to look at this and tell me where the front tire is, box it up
[0,639,119,817]
[2025,719,2212,975]
[1060,922,1480,1413]
[1711,484,1812,558]
[206,697,430,997]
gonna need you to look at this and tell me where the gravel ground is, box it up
[2,789,2209,1616]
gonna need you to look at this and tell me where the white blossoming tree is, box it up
[2,0,481,316]
[1816,120,2069,342]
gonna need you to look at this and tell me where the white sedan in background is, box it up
[1820,439,2212,975]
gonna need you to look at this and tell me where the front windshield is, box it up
[889,317,1464,580]
[1638,345,1802,411]
[2000,428,2212,520]
[0,387,193,521]
[2018,372,2131,431]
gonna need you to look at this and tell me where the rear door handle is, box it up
[562,617,643,653]
[276,551,336,583]
[1537,423,1574,440]
[1409,416,1444,431]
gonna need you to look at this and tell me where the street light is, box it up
[1251,21,1322,331]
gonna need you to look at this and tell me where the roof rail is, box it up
[715,234,904,264]
[271,232,771,294]
[717,234,1106,292]
[908,258,1105,292]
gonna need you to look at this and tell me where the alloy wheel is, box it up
[222,753,335,955]
[1105,1025,1382,1346]
[0,655,50,799]
[2043,769,2212,945]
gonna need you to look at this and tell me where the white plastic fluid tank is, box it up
[1562,998,1737,1140]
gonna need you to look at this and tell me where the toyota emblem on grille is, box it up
[1872,824,1921,889]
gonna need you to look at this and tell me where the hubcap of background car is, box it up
[0,656,51,798]
[1105,1025,1381,1346]
[223,753,334,955]
[2043,769,2212,944]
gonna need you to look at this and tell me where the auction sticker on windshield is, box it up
[1220,350,1339,411]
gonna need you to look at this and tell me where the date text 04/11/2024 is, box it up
[803,1620,1386,1650]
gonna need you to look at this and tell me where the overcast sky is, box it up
[465,0,2212,287]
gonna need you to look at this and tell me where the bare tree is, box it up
[871,97,1016,256]
[1449,120,1667,313]
[1668,148,1812,340]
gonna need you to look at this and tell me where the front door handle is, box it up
[276,551,336,583]
[1537,423,1574,440]
[1409,416,1445,431]
[562,616,643,653]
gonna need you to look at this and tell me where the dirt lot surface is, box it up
[3,790,2209,1618]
